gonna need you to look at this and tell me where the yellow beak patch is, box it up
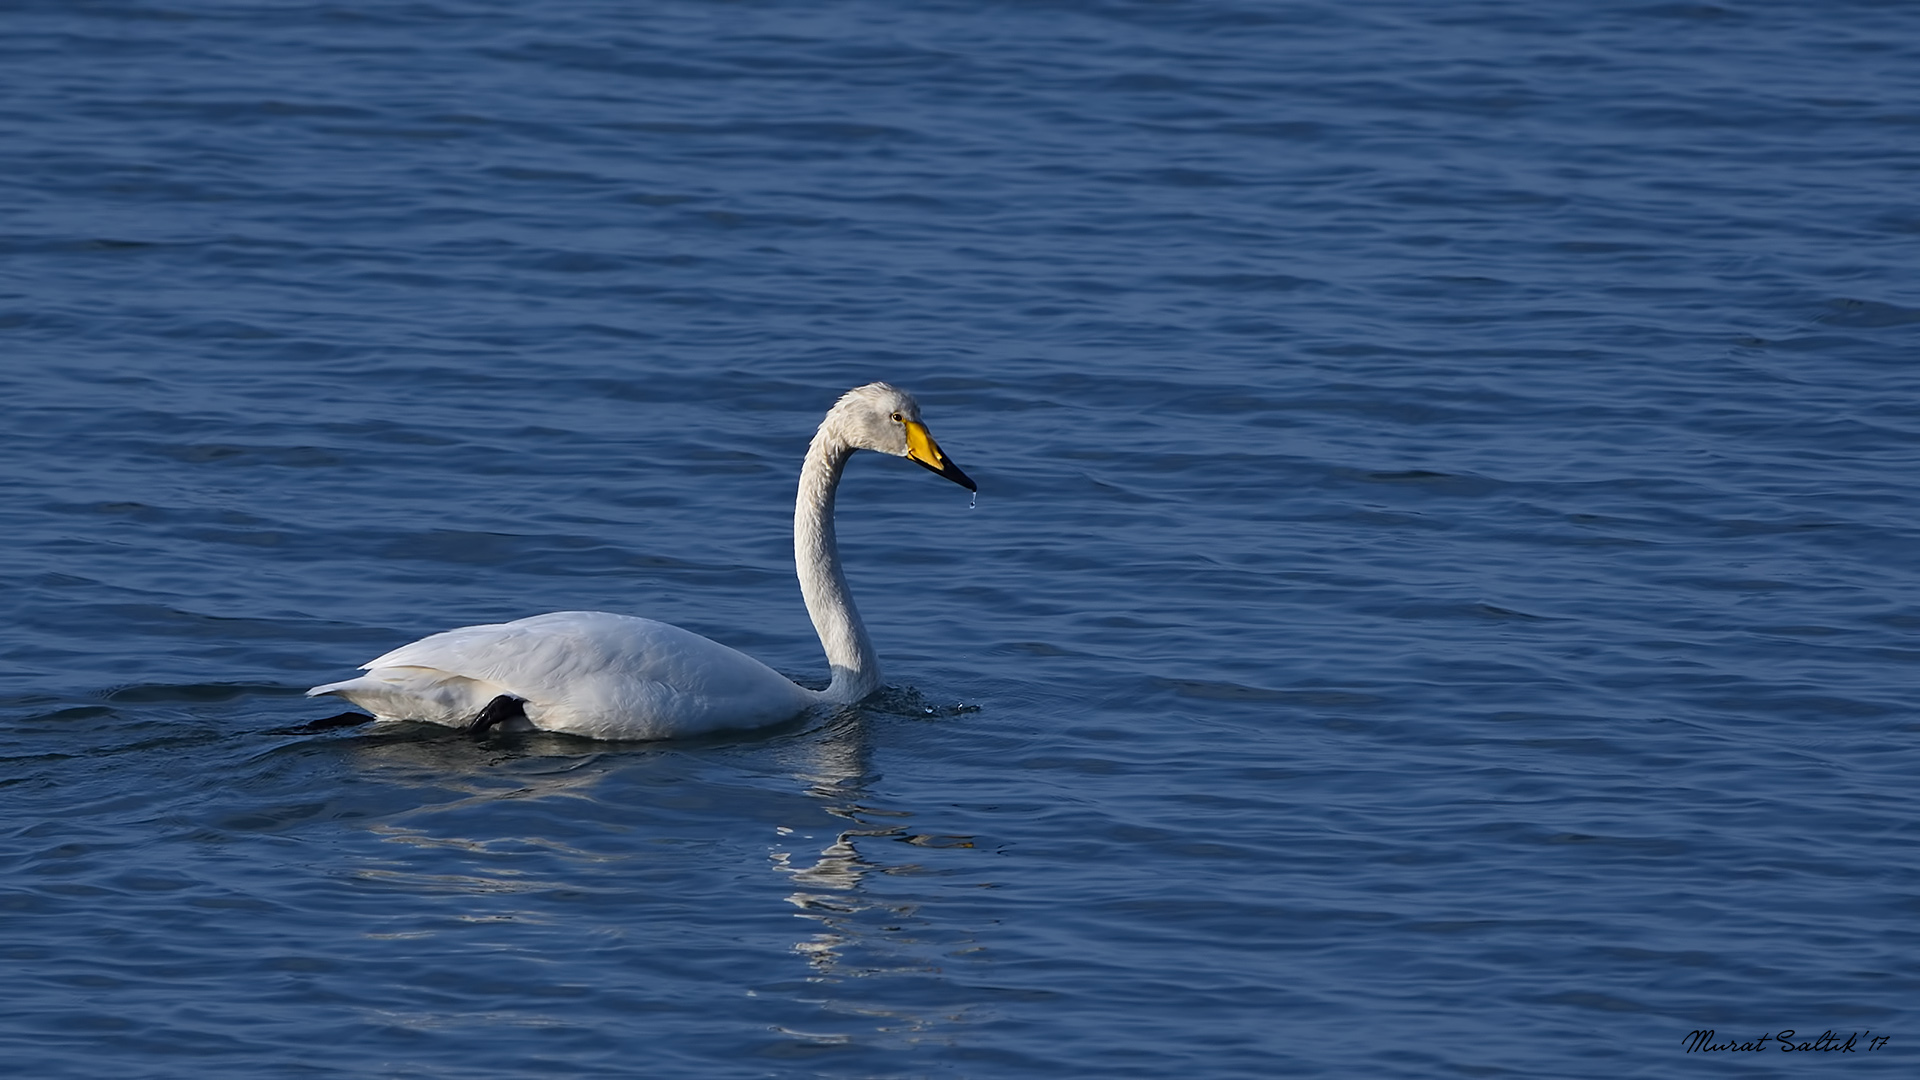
[903,421,976,492]
[904,421,947,469]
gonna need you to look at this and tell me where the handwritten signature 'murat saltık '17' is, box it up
[1683,1030,1892,1053]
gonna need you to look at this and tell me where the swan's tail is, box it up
[306,666,507,727]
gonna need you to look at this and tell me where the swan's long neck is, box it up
[795,422,879,703]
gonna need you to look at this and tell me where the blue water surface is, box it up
[3,1,1918,1077]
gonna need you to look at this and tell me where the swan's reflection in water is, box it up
[325,730,626,908]
[326,706,980,1041]
[767,710,977,991]
[770,710,905,972]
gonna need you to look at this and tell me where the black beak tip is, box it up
[917,456,977,492]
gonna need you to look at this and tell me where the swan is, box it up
[306,382,975,740]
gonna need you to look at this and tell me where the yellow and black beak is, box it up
[903,421,976,492]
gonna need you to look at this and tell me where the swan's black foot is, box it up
[468,694,528,738]
[288,711,376,733]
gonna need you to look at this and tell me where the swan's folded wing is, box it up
[341,611,815,738]
[361,619,540,680]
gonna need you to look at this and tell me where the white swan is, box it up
[306,382,975,740]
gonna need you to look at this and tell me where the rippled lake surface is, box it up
[4,1,1918,1076]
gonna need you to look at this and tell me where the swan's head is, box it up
[827,382,976,492]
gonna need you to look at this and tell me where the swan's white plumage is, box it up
[306,383,974,740]
[308,611,817,740]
